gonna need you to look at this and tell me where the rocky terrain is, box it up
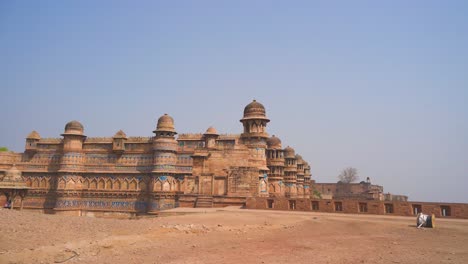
[1,207,467,264]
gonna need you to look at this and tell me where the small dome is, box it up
[113,130,127,139]
[295,154,304,164]
[26,130,41,140]
[267,135,282,149]
[4,164,22,182]
[241,100,269,121]
[154,114,176,134]
[204,126,219,135]
[284,146,295,158]
[62,120,84,136]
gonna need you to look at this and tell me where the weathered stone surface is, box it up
[0,100,314,214]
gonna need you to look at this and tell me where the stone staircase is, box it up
[195,196,213,208]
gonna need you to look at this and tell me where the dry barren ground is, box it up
[1,207,467,264]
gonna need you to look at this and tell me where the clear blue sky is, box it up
[1,1,467,203]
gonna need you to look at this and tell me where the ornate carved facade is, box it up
[0,100,312,215]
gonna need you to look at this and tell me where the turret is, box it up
[59,121,86,173]
[240,100,270,141]
[303,161,312,197]
[240,100,271,195]
[25,131,41,153]
[295,154,305,198]
[203,127,219,149]
[151,114,177,176]
[266,135,285,197]
[149,114,179,212]
[283,146,297,197]
[61,120,86,152]
[112,130,127,153]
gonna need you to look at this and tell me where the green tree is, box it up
[0,146,9,152]
[312,189,322,199]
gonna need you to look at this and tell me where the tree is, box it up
[0,146,9,152]
[338,167,359,183]
[312,189,322,199]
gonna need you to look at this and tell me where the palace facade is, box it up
[0,100,313,215]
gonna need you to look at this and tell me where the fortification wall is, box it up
[245,197,468,219]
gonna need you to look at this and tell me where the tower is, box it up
[303,161,312,197]
[25,130,40,154]
[283,146,297,198]
[112,130,127,153]
[240,100,270,196]
[266,135,285,197]
[295,154,305,198]
[150,114,178,212]
[203,127,219,149]
[59,121,86,173]
[240,100,270,141]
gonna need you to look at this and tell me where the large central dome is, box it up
[241,100,269,121]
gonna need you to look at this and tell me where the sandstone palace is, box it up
[0,100,313,215]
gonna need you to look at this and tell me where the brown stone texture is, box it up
[0,100,315,215]
[2,100,462,217]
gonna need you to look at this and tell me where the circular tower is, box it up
[150,114,178,212]
[303,161,312,197]
[240,100,270,142]
[283,146,297,198]
[204,126,219,149]
[266,135,285,197]
[240,100,270,188]
[25,130,41,154]
[295,154,305,198]
[59,121,86,173]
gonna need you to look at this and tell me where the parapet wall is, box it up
[246,197,468,219]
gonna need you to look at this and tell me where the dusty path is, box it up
[1,208,467,264]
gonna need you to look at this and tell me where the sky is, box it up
[1,1,467,203]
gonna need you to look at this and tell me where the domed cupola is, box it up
[204,126,219,149]
[267,135,282,149]
[153,114,177,135]
[240,100,270,139]
[60,120,86,152]
[295,154,304,164]
[25,130,41,153]
[284,146,296,158]
[61,120,85,136]
[26,131,41,140]
[204,126,219,136]
[112,130,127,153]
[241,100,269,121]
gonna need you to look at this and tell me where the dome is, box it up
[113,130,127,139]
[267,135,282,149]
[26,130,41,140]
[4,164,22,182]
[62,120,84,136]
[295,154,304,164]
[154,114,176,134]
[241,100,269,121]
[284,146,295,158]
[204,126,219,135]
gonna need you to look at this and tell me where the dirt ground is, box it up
[1,207,467,264]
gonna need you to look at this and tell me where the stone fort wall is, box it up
[246,197,468,219]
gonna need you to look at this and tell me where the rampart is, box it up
[246,197,468,219]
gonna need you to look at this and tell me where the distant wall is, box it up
[245,197,468,219]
